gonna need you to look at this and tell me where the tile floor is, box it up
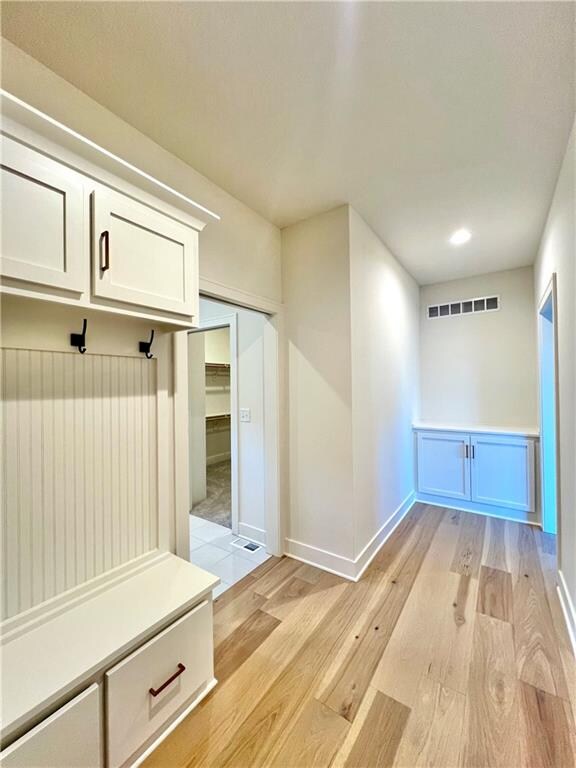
[190,514,270,597]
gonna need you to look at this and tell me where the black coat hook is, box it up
[70,318,87,354]
[139,329,155,359]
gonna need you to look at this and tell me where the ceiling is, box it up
[2,2,574,284]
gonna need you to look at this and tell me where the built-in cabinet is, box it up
[0,554,218,768]
[1,138,85,292]
[415,426,537,521]
[1,132,205,327]
[91,188,198,317]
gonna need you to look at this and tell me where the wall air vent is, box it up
[427,296,499,320]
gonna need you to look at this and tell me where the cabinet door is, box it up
[471,435,534,512]
[91,188,198,316]
[417,431,470,500]
[1,137,85,292]
[0,685,102,768]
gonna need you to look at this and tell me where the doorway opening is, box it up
[186,297,279,595]
[189,325,235,531]
[538,274,560,538]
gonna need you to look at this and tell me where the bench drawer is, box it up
[0,685,101,768]
[105,600,213,768]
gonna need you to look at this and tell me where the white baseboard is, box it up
[206,452,231,467]
[285,491,416,582]
[557,569,576,657]
[354,491,416,580]
[238,522,266,546]
[284,538,358,580]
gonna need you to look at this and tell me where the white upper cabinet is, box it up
[416,430,470,500]
[1,137,85,292]
[91,188,198,318]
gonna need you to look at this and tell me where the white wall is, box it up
[349,209,420,559]
[1,39,282,305]
[204,327,230,365]
[534,118,576,617]
[419,267,539,427]
[200,298,267,541]
[188,333,207,506]
[282,206,420,574]
[282,206,355,563]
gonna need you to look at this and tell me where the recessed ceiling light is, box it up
[449,228,472,246]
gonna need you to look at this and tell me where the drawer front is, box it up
[106,600,213,768]
[1,136,86,292]
[0,685,102,768]
[91,187,198,317]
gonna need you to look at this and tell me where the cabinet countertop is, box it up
[413,422,539,438]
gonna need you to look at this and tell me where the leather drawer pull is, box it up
[149,663,186,697]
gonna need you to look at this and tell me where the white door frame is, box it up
[173,289,283,560]
[189,315,239,535]
[537,273,561,544]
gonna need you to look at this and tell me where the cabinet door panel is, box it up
[1,137,85,291]
[417,431,470,500]
[0,685,101,768]
[91,188,197,317]
[471,435,534,512]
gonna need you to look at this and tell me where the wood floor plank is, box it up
[344,691,410,768]
[252,556,303,598]
[215,609,281,684]
[268,698,349,767]
[214,588,267,646]
[462,613,521,768]
[450,511,486,578]
[513,524,569,699]
[519,681,576,768]
[321,507,443,721]
[372,513,460,706]
[144,572,348,768]
[262,576,315,621]
[482,516,508,571]
[295,562,325,584]
[393,674,466,768]
[210,574,389,767]
[477,565,513,622]
[143,506,576,768]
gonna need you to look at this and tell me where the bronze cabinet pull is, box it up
[100,230,110,272]
[149,663,186,697]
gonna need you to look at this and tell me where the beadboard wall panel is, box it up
[1,349,158,619]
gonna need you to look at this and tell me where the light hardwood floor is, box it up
[144,504,576,768]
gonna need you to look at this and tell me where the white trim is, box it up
[557,570,576,657]
[1,90,219,222]
[537,273,561,539]
[354,492,416,580]
[238,523,267,547]
[286,492,416,581]
[173,333,190,560]
[199,277,282,315]
[284,539,357,580]
[128,678,218,768]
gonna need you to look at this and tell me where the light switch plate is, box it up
[239,408,251,423]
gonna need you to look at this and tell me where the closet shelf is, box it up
[206,413,231,421]
[205,362,230,370]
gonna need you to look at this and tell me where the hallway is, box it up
[145,503,576,767]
